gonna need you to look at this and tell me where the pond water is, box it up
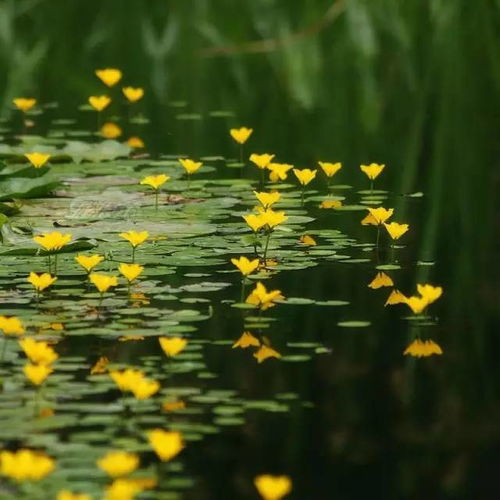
[0,82,495,500]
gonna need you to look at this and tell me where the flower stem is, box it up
[155,190,159,211]
[301,185,305,206]
[132,246,136,263]
[262,231,272,266]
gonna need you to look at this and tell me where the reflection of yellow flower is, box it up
[27,272,57,292]
[33,231,72,251]
[385,289,407,306]
[254,345,282,363]
[250,153,274,169]
[230,127,253,144]
[88,95,111,111]
[246,282,284,310]
[75,254,104,273]
[95,68,122,87]
[268,163,293,182]
[57,490,92,500]
[97,451,139,478]
[19,338,58,365]
[122,87,144,102]
[231,256,259,276]
[293,168,316,186]
[254,475,292,500]
[360,163,385,180]
[13,98,36,112]
[127,136,145,149]
[417,284,443,304]
[0,449,55,481]
[319,200,342,209]
[119,263,144,283]
[254,191,281,209]
[23,363,53,386]
[367,207,393,225]
[0,316,24,335]
[147,429,184,462]
[299,234,316,246]
[100,122,122,139]
[25,152,51,169]
[89,273,118,293]
[178,158,202,174]
[384,222,409,240]
[403,339,443,357]
[159,337,187,357]
[318,161,342,178]
[232,332,260,349]
[119,231,149,247]
[368,272,393,289]
[140,174,169,190]
[162,400,186,412]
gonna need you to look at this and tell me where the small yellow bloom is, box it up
[119,263,144,283]
[246,282,284,310]
[299,234,317,246]
[27,272,57,292]
[162,400,186,412]
[13,98,36,112]
[403,339,443,357]
[130,378,160,400]
[147,429,184,462]
[293,168,317,186]
[368,272,394,289]
[260,209,288,228]
[159,337,188,357]
[360,212,378,226]
[19,338,58,365]
[0,449,55,481]
[231,256,259,276]
[119,230,149,247]
[178,158,203,174]
[385,289,407,306]
[89,273,118,293]
[254,345,282,363]
[250,153,275,169]
[384,222,409,240]
[254,191,281,209]
[100,122,122,139]
[232,332,261,349]
[25,153,51,169]
[318,161,342,178]
[122,87,144,103]
[88,95,111,111]
[360,163,385,180]
[95,68,122,87]
[243,213,267,232]
[0,316,24,335]
[97,451,139,478]
[140,174,169,190]
[33,231,72,252]
[254,475,292,500]
[75,254,104,273]
[57,490,92,500]
[104,479,142,500]
[110,369,144,392]
[405,295,429,314]
[417,284,443,305]
[127,136,145,148]
[319,200,342,209]
[230,127,253,144]
[367,207,394,225]
[23,363,53,386]
[90,356,109,375]
[268,163,293,182]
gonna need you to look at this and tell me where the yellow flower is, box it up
[403,339,443,357]
[384,289,407,306]
[90,356,109,375]
[127,136,145,149]
[147,429,184,462]
[162,400,186,412]
[104,479,142,500]
[122,87,144,103]
[268,163,293,182]
[293,168,317,186]
[119,263,144,283]
[0,316,24,335]
[89,273,118,293]
[0,449,55,481]
[254,191,281,209]
[23,363,53,385]
[243,213,267,232]
[57,490,92,500]
[299,234,317,246]
[318,161,342,178]
[95,68,122,87]
[97,451,139,478]
[360,163,385,180]
[360,212,378,226]
[19,338,58,365]
[254,345,282,363]
[178,158,202,174]
[75,254,104,273]
[231,256,259,276]
[119,231,149,247]
[13,98,36,112]
[27,272,57,292]
[232,332,261,349]
[367,207,393,225]
[110,369,144,392]
[404,295,429,314]
[140,174,169,190]
[319,200,342,209]
[260,209,288,228]
[254,475,292,500]
[384,222,409,240]
[246,282,284,310]
[250,153,275,169]
[159,337,187,357]
[367,272,394,289]
[88,95,111,111]
[230,127,253,144]
[417,284,443,305]
[33,231,72,252]
[25,152,51,169]
[100,122,122,139]
[130,378,160,400]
